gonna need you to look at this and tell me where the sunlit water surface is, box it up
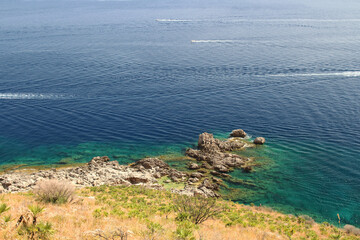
[0,0,359,226]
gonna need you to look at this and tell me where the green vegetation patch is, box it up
[79,185,359,240]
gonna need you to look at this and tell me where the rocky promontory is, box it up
[0,156,219,197]
[186,132,253,173]
[0,130,264,197]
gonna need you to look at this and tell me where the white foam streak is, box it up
[268,71,360,77]
[0,93,65,99]
[156,19,192,22]
[228,19,360,22]
[156,18,360,23]
[191,40,242,43]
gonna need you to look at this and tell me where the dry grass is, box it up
[0,186,358,240]
[33,179,76,204]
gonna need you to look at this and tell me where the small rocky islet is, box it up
[0,129,265,197]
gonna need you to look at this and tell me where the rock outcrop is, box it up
[131,158,187,182]
[198,132,246,152]
[0,156,218,197]
[0,156,157,193]
[186,132,251,173]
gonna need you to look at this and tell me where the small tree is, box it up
[17,205,54,240]
[173,195,222,224]
[28,205,44,224]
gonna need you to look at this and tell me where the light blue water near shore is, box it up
[1,0,360,226]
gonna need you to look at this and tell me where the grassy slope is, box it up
[0,185,358,240]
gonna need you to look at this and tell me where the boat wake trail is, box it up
[191,40,243,43]
[156,19,193,22]
[156,18,360,24]
[267,71,360,77]
[0,93,67,100]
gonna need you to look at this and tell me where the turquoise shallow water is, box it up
[0,139,191,170]
[227,138,360,226]
[2,131,359,226]
[1,0,360,227]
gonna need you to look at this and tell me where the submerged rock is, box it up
[210,171,230,178]
[242,165,253,173]
[254,137,266,145]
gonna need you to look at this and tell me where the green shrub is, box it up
[0,203,10,215]
[18,221,54,240]
[28,205,44,217]
[17,205,53,240]
[173,221,196,240]
[93,208,102,218]
[140,221,163,240]
[173,195,222,224]
[3,214,11,223]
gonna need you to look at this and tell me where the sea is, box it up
[0,0,359,227]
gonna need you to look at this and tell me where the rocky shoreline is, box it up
[0,130,265,197]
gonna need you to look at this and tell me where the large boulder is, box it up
[230,129,247,138]
[198,132,221,152]
[253,137,266,145]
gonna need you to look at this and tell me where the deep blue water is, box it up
[0,0,359,226]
